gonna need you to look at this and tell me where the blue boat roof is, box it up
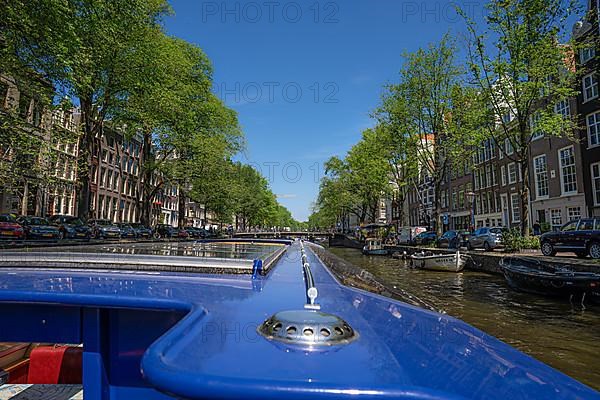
[0,240,597,400]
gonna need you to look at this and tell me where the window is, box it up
[19,95,31,119]
[533,155,548,198]
[562,220,578,232]
[583,73,599,102]
[580,47,596,63]
[508,163,517,184]
[568,207,581,221]
[559,146,577,195]
[530,112,544,140]
[592,162,600,206]
[554,99,570,118]
[579,219,594,231]
[505,138,514,155]
[588,111,600,148]
[511,193,520,223]
[551,209,562,230]
[501,165,506,186]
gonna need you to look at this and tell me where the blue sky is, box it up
[162,1,498,221]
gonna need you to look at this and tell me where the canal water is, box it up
[329,247,600,391]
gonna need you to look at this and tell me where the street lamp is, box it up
[466,191,476,232]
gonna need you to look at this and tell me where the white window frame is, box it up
[588,111,600,149]
[558,145,577,196]
[530,112,544,140]
[508,162,517,184]
[511,193,521,223]
[580,47,596,64]
[500,165,506,186]
[554,99,570,118]
[591,162,600,206]
[505,138,514,156]
[583,73,599,102]
[533,154,549,199]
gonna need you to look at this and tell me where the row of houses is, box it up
[0,76,216,228]
[389,1,600,233]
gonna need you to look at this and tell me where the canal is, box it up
[329,247,600,391]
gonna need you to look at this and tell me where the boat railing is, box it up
[300,241,319,310]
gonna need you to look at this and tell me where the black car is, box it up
[130,223,153,239]
[117,223,137,239]
[49,215,91,240]
[411,231,437,246]
[17,216,61,240]
[540,218,600,259]
[154,224,179,239]
[437,230,471,249]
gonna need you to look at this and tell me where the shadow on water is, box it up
[329,247,600,391]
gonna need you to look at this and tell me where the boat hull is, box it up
[362,249,389,256]
[410,253,466,272]
[501,259,600,297]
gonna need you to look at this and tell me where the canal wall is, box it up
[385,245,600,275]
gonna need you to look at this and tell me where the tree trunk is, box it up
[139,130,153,226]
[178,187,186,228]
[76,98,94,221]
[20,182,28,215]
[433,181,443,237]
[520,161,531,236]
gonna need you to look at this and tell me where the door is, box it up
[574,219,594,250]
[500,195,509,227]
[557,220,579,249]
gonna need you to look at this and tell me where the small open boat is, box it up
[500,257,600,297]
[362,238,389,256]
[410,251,466,272]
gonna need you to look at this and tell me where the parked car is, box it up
[437,230,471,249]
[540,218,600,259]
[184,227,201,238]
[397,226,427,244]
[411,231,437,246]
[130,223,153,239]
[154,224,179,239]
[88,219,121,239]
[468,227,504,251]
[0,214,25,240]
[177,229,190,239]
[48,215,91,240]
[117,223,137,239]
[17,216,61,240]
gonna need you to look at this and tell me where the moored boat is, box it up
[361,238,389,256]
[410,251,467,272]
[500,256,600,297]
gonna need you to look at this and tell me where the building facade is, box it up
[574,0,600,217]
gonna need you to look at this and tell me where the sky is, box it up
[161,1,509,221]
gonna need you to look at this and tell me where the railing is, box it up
[300,241,320,310]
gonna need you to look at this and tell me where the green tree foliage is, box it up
[460,0,579,235]
[312,128,392,230]
[380,36,478,235]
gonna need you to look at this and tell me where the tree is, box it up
[2,0,173,219]
[460,0,579,235]
[382,35,476,236]
[314,128,392,229]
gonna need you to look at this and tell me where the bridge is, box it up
[233,231,332,239]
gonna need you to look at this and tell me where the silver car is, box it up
[467,227,503,251]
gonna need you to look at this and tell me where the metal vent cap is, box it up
[258,309,357,348]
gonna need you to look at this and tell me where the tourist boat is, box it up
[361,238,389,256]
[410,250,467,272]
[0,240,598,399]
[500,256,600,297]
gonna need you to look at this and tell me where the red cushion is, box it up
[27,346,68,384]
